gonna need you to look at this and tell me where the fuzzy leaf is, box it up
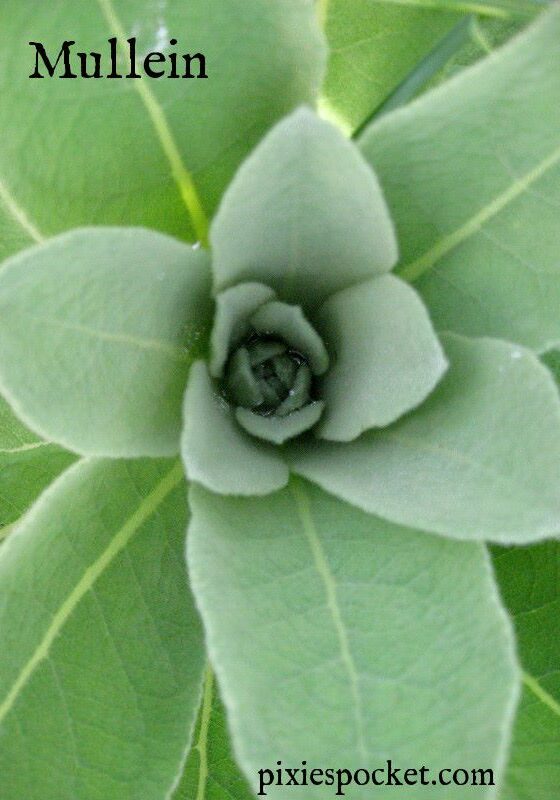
[290,334,560,543]
[0,0,325,254]
[359,6,560,353]
[0,228,212,457]
[182,361,288,495]
[0,395,75,531]
[0,458,204,800]
[188,479,519,799]
[492,541,560,800]
[211,107,398,308]
[317,275,447,441]
[210,283,275,378]
[173,670,254,800]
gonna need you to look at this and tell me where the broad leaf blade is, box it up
[492,542,560,799]
[188,479,519,799]
[319,2,460,133]
[211,107,398,308]
[0,395,75,531]
[317,275,447,441]
[359,6,560,352]
[290,334,560,543]
[0,228,212,457]
[0,458,205,800]
[0,0,325,253]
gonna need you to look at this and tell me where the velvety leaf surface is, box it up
[209,283,275,378]
[182,361,288,495]
[492,542,560,799]
[172,669,253,800]
[0,228,212,457]
[0,0,325,253]
[211,107,398,308]
[0,394,75,530]
[290,334,560,543]
[0,458,205,800]
[319,0,459,132]
[188,479,519,799]
[359,6,560,352]
[316,275,447,441]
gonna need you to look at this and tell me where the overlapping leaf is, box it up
[360,6,560,352]
[0,228,212,457]
[0,458,204,800]
[0,395,75,531]
[493,542,560,799]
[290,334,560,543]
[319,0,460,132]
[188,479,519,799]
[0,0,325,254]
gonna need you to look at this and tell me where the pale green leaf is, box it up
[211,107,397,308]
[181,361,288,495]
[0,458,205,800]
[172,669,253,800]
[359,6,560,352]
[0,395,75,530]
[319,1,460,133]
[492,542,560,799]
[188,478,519,799]
[0,228,212,457]
[316,275,447,441]
[0,0,325,254]
[290,333,560,543]
[251,300,329,375]
[236,401,324,444]
[209,283,275,378]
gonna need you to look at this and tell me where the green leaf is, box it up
[211,107,398,308]
[316,275,447,441]
[210,283,275,378]
[0,0,325,254]
[188,478,519,798]
[0,395,75,530]
[319,1,461,133]
[0,228,212,457]
[251,300,329,375]
[290,333,560,543]
[181,361,288,495]
[236,402,324,444]
[359,6,560,352]
[492,542,560,799]
[0,458,205,800]
[172,668,254,800]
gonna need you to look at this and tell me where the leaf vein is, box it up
[291,479,368,761]
[0,460,184,725]
[400,142,560,282]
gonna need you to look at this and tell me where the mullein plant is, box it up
[0,4,559,800]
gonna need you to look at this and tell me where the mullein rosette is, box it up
[182,108,448,497]
[1,105,560,796]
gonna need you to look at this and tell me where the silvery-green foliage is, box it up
[0,4,559,799]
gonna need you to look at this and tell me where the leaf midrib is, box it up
[95,0,209,246]
[0,460,184,725]
[17,311,191,362]
[399,141,560,283]
[522,671,560,718]
[0,178,44,247]
[291,479,368,761]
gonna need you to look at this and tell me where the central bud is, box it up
[225,335,312,416]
